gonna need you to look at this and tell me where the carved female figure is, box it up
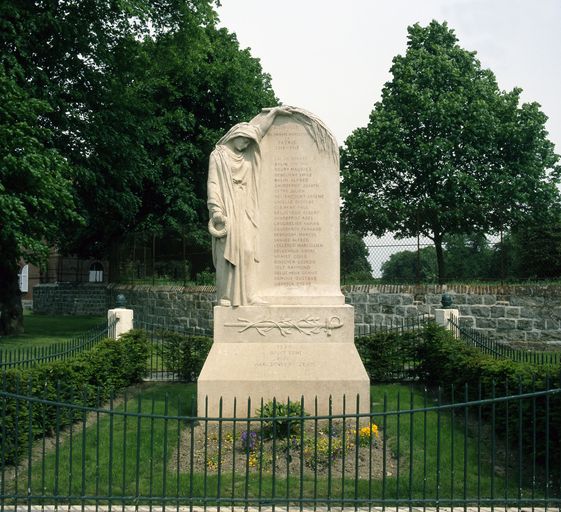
[207,106,291,306]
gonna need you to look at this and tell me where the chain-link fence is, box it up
[356,230,561,284]
[34,228,561,287]
[112,231,213,286]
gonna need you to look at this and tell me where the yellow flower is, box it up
[248,453,258,468]
[358,423,380,445]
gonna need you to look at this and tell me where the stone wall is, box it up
[108,284,215,335]
[345,284,561,347]
[33,283,108,315]
[32,283,561,347]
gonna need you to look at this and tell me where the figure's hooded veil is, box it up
[208,122,263,268]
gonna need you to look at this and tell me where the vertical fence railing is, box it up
[134,320,210,382]
[448,315,561,365]
[0,318,117,371]
[136,315,433,384]
[355,313,433,337]
[0,382,559,509]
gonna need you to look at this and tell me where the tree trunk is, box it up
[0,259,24,335]
[433,233,446,284]
[108,240,122,283]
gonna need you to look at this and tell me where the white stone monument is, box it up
[198,106,370,417]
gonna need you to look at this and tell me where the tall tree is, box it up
[1,1,277,283]
[340,231,373,281]
[381,247,437,283]
[509,208,561,279]
[0,64,80,334]
[341,20,560,282]
[444,234,494,280]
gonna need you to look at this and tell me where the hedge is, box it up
[357,323,560,484]
[355,329,422,382]
[158,331,213,382]
[0,329,149,465]
[414,323,561,484]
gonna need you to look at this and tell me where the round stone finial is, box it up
[441,292,453,309]
[116,294,127,308]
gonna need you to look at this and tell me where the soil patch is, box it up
[171,419,395,480]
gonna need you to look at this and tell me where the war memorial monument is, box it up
[198,106,370,417]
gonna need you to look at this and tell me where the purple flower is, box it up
[241,430,257,450]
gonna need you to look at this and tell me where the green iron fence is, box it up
[355,314,432,337]
[1,379,560,510]
[136,315,433,383]
[0,319,118,371]
[448,315,561,366]
[135,320,208,383]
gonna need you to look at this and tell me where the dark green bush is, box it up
[414,322,561,482]
[159,331,212,381]
[355,329,421,382]
[256,400,308,439]
[414,323,559,393]
[0,329,149,465]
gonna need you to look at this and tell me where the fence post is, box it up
[433,292,459,338]
[434,308,460,338]
[107,294,134,339]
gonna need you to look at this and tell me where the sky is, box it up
[217,0,561,275]
[217,0,561,152]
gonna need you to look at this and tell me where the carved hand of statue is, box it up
[208,212,228,238]
[262,106,293,116]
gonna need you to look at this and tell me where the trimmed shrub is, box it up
[0,329,149,465]
[355,330,421,382]
[159,331,212,381]
[414,323,561,482]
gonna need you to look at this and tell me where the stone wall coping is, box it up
[108,283,216,293]
[35,282,561,297]
[342,283,561,297]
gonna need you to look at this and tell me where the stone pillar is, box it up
[107,308,134,339]
[434,308,460,338]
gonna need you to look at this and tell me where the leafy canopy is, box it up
[0,64,80,266]
[1,1,277,274]
[0,63,81,334]
[341,20,560,279]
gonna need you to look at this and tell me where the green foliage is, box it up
[414,323,561,475]
[256,400,308,439]
[159,331,212,381]
[0,63,81,333]
[414,323,557,392]
[444,234,496,280]
[304,434,343,470]
[195,269,216,285]
[508,208,561,279]
[1,1,277,280]
[381,234,499,282]
[381,246,437,282]
[340,231,373,279]
[341,20,561,281]
[0,329,149,465]
[355,330,421,382]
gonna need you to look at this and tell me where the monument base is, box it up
[197,306,370,417]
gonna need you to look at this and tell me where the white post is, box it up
[107,308,134,339]
[434,308,460,338]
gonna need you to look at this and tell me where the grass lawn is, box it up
[0,311,105,350]
[3,382,546,506]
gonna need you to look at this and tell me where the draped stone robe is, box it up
[207,123,263,306]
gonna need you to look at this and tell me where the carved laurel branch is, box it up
[224,315,343,337]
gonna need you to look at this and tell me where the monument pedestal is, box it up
[197,306,370,417]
